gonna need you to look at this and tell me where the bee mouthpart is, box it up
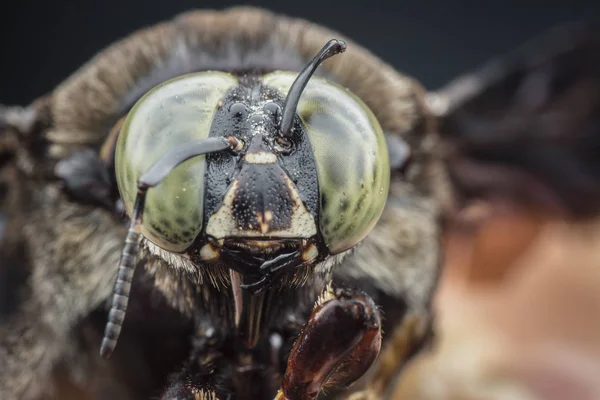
[222,238,307,255]
[221,237,320,350]
[213,236,319,279]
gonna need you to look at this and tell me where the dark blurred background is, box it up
[1,0,599,105]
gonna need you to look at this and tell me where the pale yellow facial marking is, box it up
[199,243,219,261]
[285,177,318,237]
[205,176,317,239]
[301,243,319,262]
[256,210,274,234]
[244,151,277,164]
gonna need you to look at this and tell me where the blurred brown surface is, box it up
[391,203,600,400]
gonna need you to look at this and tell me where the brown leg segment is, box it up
[276,285,382,400]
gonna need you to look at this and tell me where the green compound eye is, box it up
[115,72,238,253]
[262,72,390,255]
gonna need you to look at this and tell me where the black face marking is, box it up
[232,163,294,232]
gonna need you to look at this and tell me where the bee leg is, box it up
[275,284,382,400]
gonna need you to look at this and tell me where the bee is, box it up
[0,8,442,399]
[1,6,598,400]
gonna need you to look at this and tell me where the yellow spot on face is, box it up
[199,243,219,261]
[245,151,277,164]
[302,243,319,261]
[256,210,274,234]
[205,176,317,239]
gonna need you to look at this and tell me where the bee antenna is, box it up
[100,136,240,358]
[280,39,347,137]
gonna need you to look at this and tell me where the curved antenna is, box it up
[100,136,240,358]
[280,39,347,137]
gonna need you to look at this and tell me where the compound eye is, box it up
[115,72,238,252]
[262,72,390,255]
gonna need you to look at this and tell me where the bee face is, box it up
[115,70,390,278]
[199,78,323,272]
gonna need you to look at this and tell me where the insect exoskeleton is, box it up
[101,39,390,357]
